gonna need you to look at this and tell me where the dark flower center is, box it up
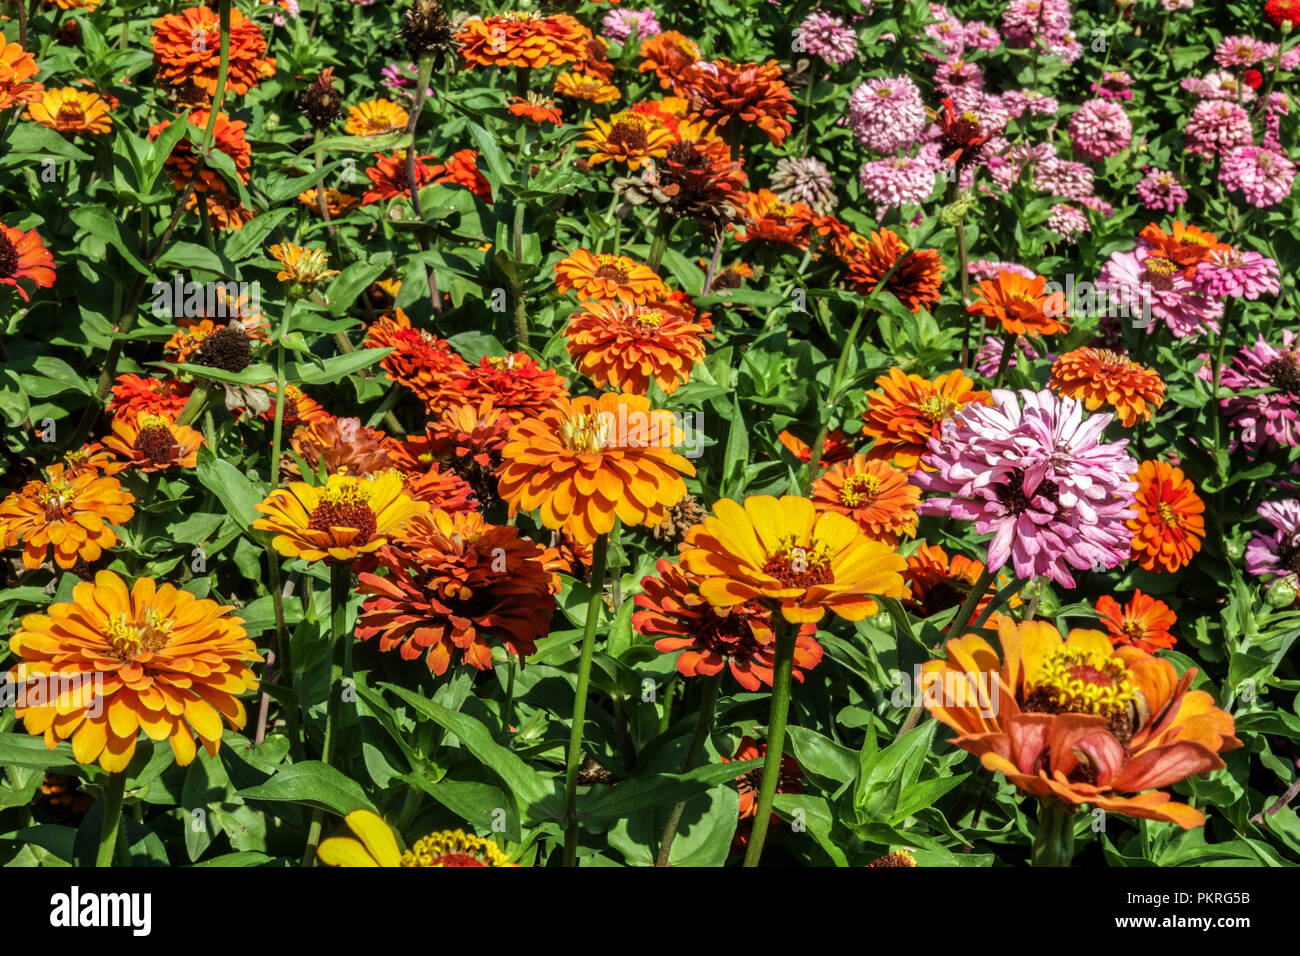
[995,468,1059,515]
[608,118,649,152]
[132,419,179,464]
[0,232,18,279]
[1265,355,1300,395]
[308,493,378,543]
[761,545,833,589]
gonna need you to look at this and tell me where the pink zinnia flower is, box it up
[1091,70,1134,101]
[859,151,939,208]
[795,10,858,66]
[1214,36,1277,68]
[1068,98,1132,162]
[1246,498,1300,583]
[1185,100,1254,156]
[602,7,661,44]
[1219,332,1300,451]
[925,8,967,57]
[1047,203,1089,240]
[1135,167,1188,212]
[1219,146,1297,208]
[964,21,1001,50]
[846,76,926,154]
[1193,247,1281,300]
[1000,89,1060,118]
[1097,245,1222,339]
[935,58,983,97]
[1180,70,1256,103]
[973,335,1046,378]
[968,259,1035,282]
[1033,157,1094,199]
[913,388,1138,587]
[1002,0,1073,48]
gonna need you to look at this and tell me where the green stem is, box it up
[562,532,611,867]
[174,382,212,428]
[992,332,1015,387]
[654,672,722,867]
[947,566,996,640]
[1209,298,1234,481]
[741,618,796,867]
[270,299,297,489]
[302,561,351,866]
[512,199,528,347]
[1031,799,1076,867]
[971,575,1022,630]
[646,210,674,273]
[95,772,127,868]
[502,654,517,736]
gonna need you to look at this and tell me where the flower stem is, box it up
[1031,799,1076,867]
[742,617,796,867]
[992,332,1015,388]
[174,382,211,428]
[646,210,674,273]
[562,532,610,867]
[654,672,722,867]
[95,771,127,868]
[1208,297,1235,481]
[302,561,351,866]
[406,55,443,318]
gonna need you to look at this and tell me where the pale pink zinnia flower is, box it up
[1246,498,1300,583]
[1047,203,1089,240]
[964,21,1001,50]
[795,10,858,66]
[1097,245,1222,339]
[1068,98,1132,162]
[1214,35,1277,68]
[1185,100,1254,156]
[1135,167,1189,212]
[859,152,939,209]
[602,7,661,44]
[1180,70,1256,103]
[1219,332,1300,452]
[1219,146,1297,208]
[913,388,1138,587]
[968,259,1035,282]
[1002,0,1073,48]
[1193,247,1281,300]
[1033,157,1094,199]
[846,76,926,154]
[973,335,1046,378]
[1000,89,1059,118]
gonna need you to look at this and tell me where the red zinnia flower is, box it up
[1096,591,1178,654]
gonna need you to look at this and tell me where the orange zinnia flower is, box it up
[509,93,563,124]
[1096,590,1177,653]
[901,542,1017,624]
[0,224,55,301]
[578,110,675,168]
[1049,347,1166,427]
[253,472,426,565]
[680,495,908,624]
[498,392,695,545]
[777,429,854,470]
[457,12,590,69]
[554,249,667,306]
[148,109,251,195]
[344,98,409,136]
[151,5,275,97]
[28,87,112,134]
[634,558,823,691]
[809,455,919,546]
[269,241,339,286]
[363,309,471,408]
[839,227,945,313]
[1138,222,1220,278]
[284,416,392,480]
[356,510,554,675]
[188,188,254,232]
[400,465,479,514]
[968,270,1069,336]
[553,71,621,103]
[680,59,796,146]
[1128,459,1205,572]
[638,31,700,92]
[298,186,362,217]
[0,464,134,570]
[861,368,990,469]
[922,615,1239,828]
[261,383,330,429]
[429,352,568,421]
[572,35,616,81]
[108,374,194,423]
[432,148,493,202]
[737,190,815,248]
[7,570,261,772]
[564,298,712,395]
[101,413,203,472]
[725,735,801,849]
[0,41,43,110]
[362,151,438,205]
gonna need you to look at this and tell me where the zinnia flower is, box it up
[553,71,621,104]
[283,416,392,480]
[1096,244,1222,339]
[108,374,194,423]
[861,368,989,469]
[921,614,1240,828]
[913,389,1138,587]
[769,156,836,215]
[901,543,1016,624]
[1068,98,1132,161]
[509,92,563,124]
[318,810,515,867]
[7,570,260,771]
[1246,498,1300,585]
[429,352,567,421]
[356,510,554,674]
[1219,146,1296,208]
[362,151,437,204]
[836,227,945,313]
[269,242,339,287]
[0,464,134,570]
[680,495,908,624]
[1049,347,1166,427]
[0,224,55,301]
[634,559,823,690]
[148,110,251,196]
[1127,460,1205,573]
[101,413,203,472]
[1192,246,1281,300]
[0,41,43,110]
[725,736,802,848]
[1096,591,1177,653]
[554,249,666,306]
[1218,331,1300,450]
[565,298,712,395]
[578,109,675,168]
[363,309,470,409]
[27,86,112,134]
[638,31,700,92]
[253,472,426,564]
[737,189,815,248]
[968,270,1070,336]
[151,5,275,97]
[1134,167,1188,212]
[498,392,695,545]
[680,58,795,146]
[845,76,925,154]
[456,12,590,69]
[344,98,409,136]
[1185,100,1254,157]
[809,455,919,545]
[794,11,858,66]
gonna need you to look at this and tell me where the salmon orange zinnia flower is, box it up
[861,368,990,469]
[680,59,796,146]
[554,250,667,306]
[318,810,516,867]
[344,98,409,136]
[148,109,251,196]
[922,615,1239,828]
[1049,347,1166,427]
[1128,459,1206,572]
[0,464,135,570]
[456,12,591,69]
[101,413,203,472]
[151,5,276,97]
[7,571,261,772]
[509,93,563,125]
[638,32,701,92]
[498,392,695,545]
[564,298,712,395]
[0,41,43,110]
[901,543,1017,624]
[969,270,1070,336]
[0,224,56,301]
[809,455,920,546]
[680,495,909,624]
[28,86,113,134]
[253,472,426,564]
[1096,590,1178,653]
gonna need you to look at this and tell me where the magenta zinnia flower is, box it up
[1246,498,1300,584]
[1185,100,1254,157]
[1068,98,1132,162]
[1135,167,1189,212]
[794,10,858,66]
[1193,247,1281,300]
[602,7,661,44]
[1218,331,1300,451]
[1097,245,1222,339]
[913,388,1137,587]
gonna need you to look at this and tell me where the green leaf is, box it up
[194,456,267,535]
[70,205,150,276]
[290,349,392,386]
[238,761,377,816]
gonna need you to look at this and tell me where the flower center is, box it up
[629,308,664,329]
[761,543,833,589]
[608,112,650,152]
[1141,255,1178,291]
[917,395,956,423]
[37,477,73,518]
[0,231,17,279]
[106,608,173,659]
[995,468,1059,515]
[57,101,86,124]
[132,414,179,464]
[594,255,631,283]
[1265,355,1300,395]
[308,483,377,541]
[1024,647,1137,737]
[557,412,609,454]
[1156,501,1180,528]
[839,472,882,508]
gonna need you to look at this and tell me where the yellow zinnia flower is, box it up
[27,86,113,134]
[318,810,516,867]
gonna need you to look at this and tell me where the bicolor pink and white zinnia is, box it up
[912,389,1138,588]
